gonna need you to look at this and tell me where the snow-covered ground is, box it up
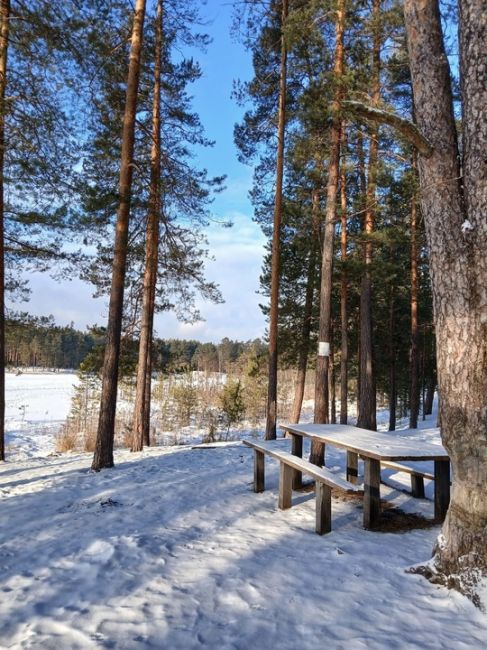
[1,374,487,648]
[5,371,78,461]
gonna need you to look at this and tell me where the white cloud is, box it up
[9,209,268,343]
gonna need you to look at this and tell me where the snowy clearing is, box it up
[1,373,487,648]
[5,371,78,462]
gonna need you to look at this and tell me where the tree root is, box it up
[407,561,486,611]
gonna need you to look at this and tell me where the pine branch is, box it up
[343,101,434,158]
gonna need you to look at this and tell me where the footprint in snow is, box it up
[83,540,115,563]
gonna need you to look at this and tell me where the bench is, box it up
[242,439,361,535]
[380,460,435,498]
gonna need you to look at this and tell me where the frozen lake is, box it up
[5,371,78,461]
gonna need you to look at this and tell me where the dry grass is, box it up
[56,427,79,453]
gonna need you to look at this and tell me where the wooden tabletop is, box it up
[280,423,449,462]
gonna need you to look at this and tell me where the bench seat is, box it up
[380,460,435,498]
[243,439,361,534]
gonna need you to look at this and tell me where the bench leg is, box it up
[279,462,293,510]
[291,433,303,489]
[434,460,450,521]
[254,450,265,493]
[411,474,425,498]
[364,458,381,529]
[347,451,359,484]
[315,482,332,535]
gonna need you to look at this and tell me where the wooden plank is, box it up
[280,423,449,461]
[381,460,434,481]
[347,451,359,484]
[291,433,303,489]
[315,482,332,535]
[243,440,361,493]
[254,450,265,493]
[279,462,293,510]
[364,457,381,529]
[434,459,450,520]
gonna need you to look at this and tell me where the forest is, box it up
[0,0,486,641]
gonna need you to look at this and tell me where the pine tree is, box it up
[92,0,147,471]
[311,0,346,466]
[131,0,164,452]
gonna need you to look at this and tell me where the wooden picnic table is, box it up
[280,423,450,529]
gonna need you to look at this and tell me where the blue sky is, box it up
[21,1,268,343]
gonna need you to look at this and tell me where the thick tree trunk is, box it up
[339,128,348,424]
[0,0,8,462]
[404,0,487,588]
[310,0,345,466]
[357,0,380,432]
[265,0,288,440]
[92,0,146,470]
[409,152,420,428]
[132,0,163,453]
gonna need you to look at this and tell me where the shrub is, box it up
[219,379,246,437]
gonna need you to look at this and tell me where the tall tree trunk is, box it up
[403,0,487,587]
[329,329,336,424]
[142,337,153,446]
[0,0,8,462]
[355,131,367,420]
[132,0,163,453]
[357,0,380,432]
[339,128,348,424]
[265,0,288,440]
[388,286,397,431]
[310,0,345,466]
[409,151,420,428]
[92,0,147,470]
[289,213,317,424]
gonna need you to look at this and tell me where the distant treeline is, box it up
[5,313,266,374]
[6,314,95,369]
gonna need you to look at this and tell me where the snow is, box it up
[1,373,487,649]
[5,371,78,462]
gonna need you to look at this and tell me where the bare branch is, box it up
[343,101,434,158]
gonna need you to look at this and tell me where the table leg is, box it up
[434,460,450,521]
[364,458,381,529]
[254,450,265,493]
[347,451,358,484]
[291,433,303,489]
[411,474,425,499]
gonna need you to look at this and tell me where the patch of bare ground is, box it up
[372,504,439,533]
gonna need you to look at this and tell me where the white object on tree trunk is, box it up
[318,342,330,357]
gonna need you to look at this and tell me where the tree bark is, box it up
[329,330,336,424]
[289,213,317,424]
[388,286,396,431]
[92,0,147,470]
[132,0,163,453]
[409,152,420,428]
[357,0,380,432]
[265,0,288,440]
[403,0,487,587]
[310,0,345,466]
[0,0,8,462]
[339,128,348,424]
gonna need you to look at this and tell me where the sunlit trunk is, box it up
[92,0,147,470]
